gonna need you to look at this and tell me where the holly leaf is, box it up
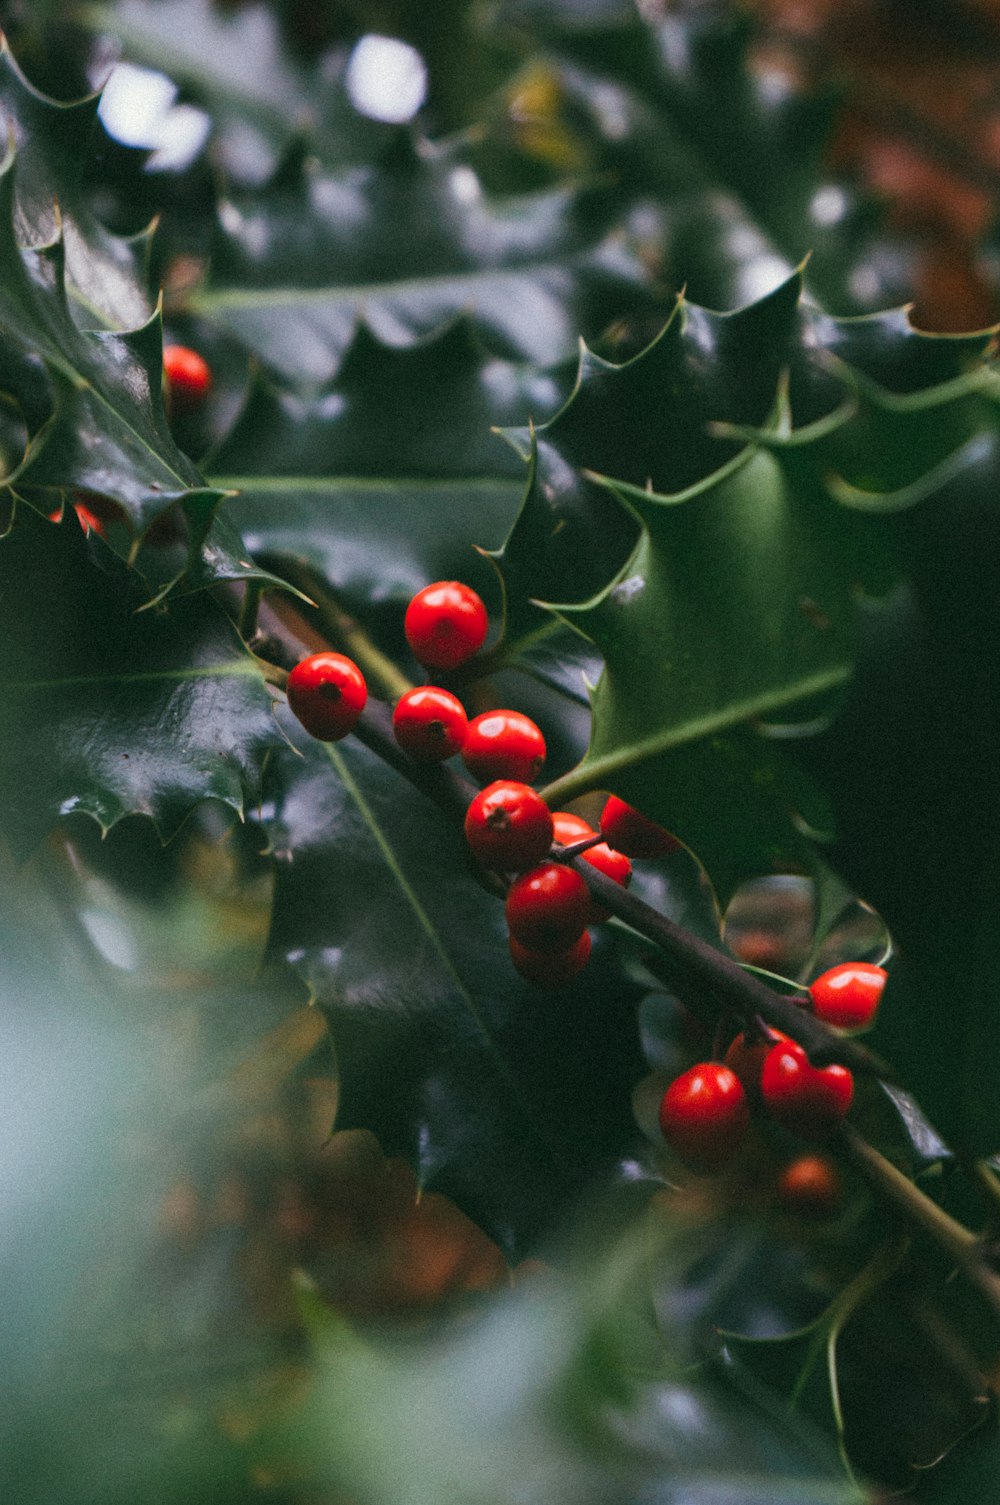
[205,319,565,616]
[0,34,153,330]
[188,133,655,381]
[493,270,819,618]
[259,722,668,1260]
[0,508,281,857]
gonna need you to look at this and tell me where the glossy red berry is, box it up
[759,1041,853,1141]
[551,811,594,846]
[464,781,553,872]
[600,795,681,859]
[286,652,367,741]
[550,811,632,922]
[808,962,888,1030]
[509,929,592,988]
[163,344,212,410]
[658,1062,750,1172]
[776,1153,843,1216]
[723,1027,792,1104]
[392,686,468,761]
[505,862,590,953]
[404,581,488,671]
[462,710,546,784]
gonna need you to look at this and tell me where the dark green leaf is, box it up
[0,508,281,855]
[0,35,153,330]
[190,135,655,380]
[261,723,661,1259]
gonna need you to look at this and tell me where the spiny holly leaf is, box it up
[493,270,820,628]
[0,507,281,858]
[205,318,566,617]
[0,34,153,330]
[0,141,293,595]
[77,0,387,182]
[258,722,682,1260]
[187,132,655,382]
[541,446,869,904]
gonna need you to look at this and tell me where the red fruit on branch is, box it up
[462,710,546,784]
[550,812,631,922]
[286,652,368,741]
[404,581,488,670]
[505,862,590,953]
[776,1153,843,1216]
[658,1062,750,1172]
[464,781,553,872]
[163,343,212,410]
[809,962,888,1030]
[509,929,592,987]
[551,811,594,845]
[392,686,468,761]
[599,794,680,859]
[759,1041,854,1140]
[723,1027,792,1104]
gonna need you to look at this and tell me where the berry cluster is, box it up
[657,968,879,1177]
[284,578,681,988]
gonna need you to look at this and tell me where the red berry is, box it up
[462,710,546,784]
[808,962,887,1030]
[464,781,553,872]
[505,862,590,953]
[392,686,468,761]
[286,652,367,741]
[509,929,592,988]
[404,581,488,671]
[759,1041,854,1141]
[47,493,112,536]
[658,1063,749,1172]
[551,812,594,845]
[723,1027,792,1104]
[776,1153,843,1216]
[163,344,212,410]
[600,795,680,859]
[550,811,632,922]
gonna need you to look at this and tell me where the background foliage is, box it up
[3,1,1000,1501]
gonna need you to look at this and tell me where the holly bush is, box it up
[4,2,1000,1502]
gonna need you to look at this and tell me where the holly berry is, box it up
[464,781,553,872]
[404,581,488,671]
[505,862,590,953]
[286,652,368,741]
[808,962,888,1030]
[550,812,632,923]
[392,686,468,762]
[551,812,593,846]
[776,1153,843,1216]
[658,1062,749,1172]
[759,1041,853,1141]
[462,710,546,785]
[163,344,212,410]
[723,1026,792,1104]
[509,929,592,988]
[600,795,680,859]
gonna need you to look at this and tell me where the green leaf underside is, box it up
[0,510,280,856]
[262,724,664,1259]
